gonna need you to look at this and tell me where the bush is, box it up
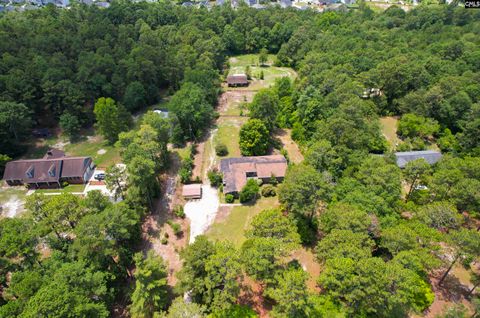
[239,179,259,203]
[174,206,185,218]
[215,143,228,156]
[161,236,168,245]
[208,169,223,187]
[180,157,194,183]
[225,194,235,203]
[167,220,183,237]
[261,185,276,197]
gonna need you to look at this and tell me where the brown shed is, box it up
[227,74,248,87]
[182,184,202,200]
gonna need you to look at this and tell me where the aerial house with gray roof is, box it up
[394,150,442,168]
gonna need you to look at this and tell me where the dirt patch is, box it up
[213,205,233,223]
[192,141,205,181]
[217,91,255,115]
[141,214,188,285]
[274,129,303,164]
[89,180,105,186]
[140,152,188,286]
[418,270,475,318]
[238,276,273,318]
[290,248,321,292]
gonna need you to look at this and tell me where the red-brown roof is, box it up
[61,157,92,177]
[220,155,287,193]
[43,148,65,159]
[3,150,92,184]
[4,159,63,183]
[227,74,248,85]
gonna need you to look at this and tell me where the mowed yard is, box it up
[228,54,297,90]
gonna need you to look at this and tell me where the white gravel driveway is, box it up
[184,184,219,243]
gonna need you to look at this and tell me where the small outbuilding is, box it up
[182,184,202,200]
[227,74,249,87]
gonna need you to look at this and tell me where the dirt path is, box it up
[275,129,304,164]
[140,152,189,285]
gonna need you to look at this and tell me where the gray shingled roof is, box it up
[394,150,442,168]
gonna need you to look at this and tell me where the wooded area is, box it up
[1,2,480,318]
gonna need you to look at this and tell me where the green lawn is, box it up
[64,136,120,168]
[35,184,86,194]
[214,119,246,159]
[206,196,280,247]
[380,116,401,149]
[228,54,297,90]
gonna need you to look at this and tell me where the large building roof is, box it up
[3,149,92,184]
[394,150,442,168]
[220,155,287,193]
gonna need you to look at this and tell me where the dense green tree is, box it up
[130,251,169,318]
[266,267,312,318]
[105,165,127,201]
[319,257,433,317]
[239,119,270,156]
[168,82,214,144]
[123,81,147,112]
[94,97,131,144]
[0,101,32,156]
[279,164,333,221]
[239,179,260,203]
[319,203,371,235]
[415,202,462,231]
[166,297,205,318]
[259,48,268,66]
[0,218,38,266]
[248,89,279,131]
[316,230,374,262]
[59,112,81,141]
[397,113,440,140]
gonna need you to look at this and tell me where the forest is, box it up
[1,1,480,318]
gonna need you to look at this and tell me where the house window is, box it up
[246,171,257,178]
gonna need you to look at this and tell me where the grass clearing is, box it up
[35,184,86,194]
[206,196,280,247]
[380,116,401,149]
[228,54,297,90]
[66,140,120,168]
[215,119,246,159]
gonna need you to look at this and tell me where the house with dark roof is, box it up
[3,149,94,188]
[227,74,248,87]
[394,150,442,168]
[220,155,287,195]
[279,0,292,8]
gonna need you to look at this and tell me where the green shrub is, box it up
[225,194,234,203]
[239,179,259,203]
[161,236,168,245]
[261,185,276,197]
[168,220,182,236]
[208,169,223,187]
[180,157,194,183]
[174,205,185,218]
[215,143,228,156]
